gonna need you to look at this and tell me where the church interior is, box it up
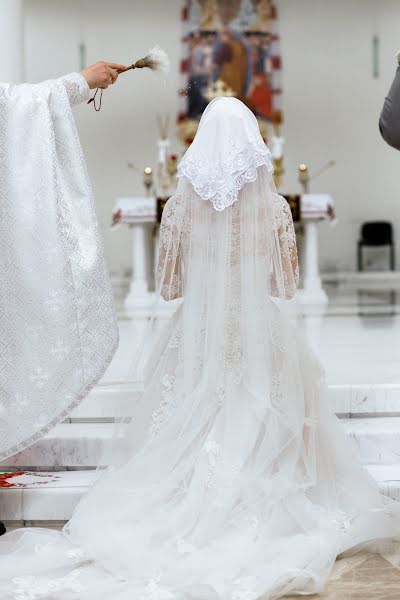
[2,0,400,596]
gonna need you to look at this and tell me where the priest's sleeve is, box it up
[380,63,400,151]
[0,73,119,461]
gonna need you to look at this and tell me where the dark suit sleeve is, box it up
[380,65,400,150]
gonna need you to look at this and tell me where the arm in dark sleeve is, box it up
[380,64,400,150]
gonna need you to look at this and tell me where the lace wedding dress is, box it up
[1,98,400,600]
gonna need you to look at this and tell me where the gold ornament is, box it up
[205,78,235,101]
[273,157,284,190]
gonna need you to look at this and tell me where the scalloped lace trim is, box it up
[177,138,274,211]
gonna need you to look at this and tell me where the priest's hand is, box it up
[80,61,129,89]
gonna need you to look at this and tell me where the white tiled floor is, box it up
[317,314,400,385]
[108,284,400,388]
[305,285,400,386]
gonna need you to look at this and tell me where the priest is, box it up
[0,61,126,464]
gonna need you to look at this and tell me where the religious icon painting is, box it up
[178,0,283,145]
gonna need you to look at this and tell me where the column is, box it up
[299,219,327,355]
[125,223,150,308]
[0,0,24,83]
[301,219,328,305]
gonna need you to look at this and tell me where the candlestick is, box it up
[143,166,153,196]
[298,163,310,194]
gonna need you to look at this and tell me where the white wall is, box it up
[279,0,400,272]
[24,0,182,277]
[23,0,400,274]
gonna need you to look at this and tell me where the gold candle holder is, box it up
[143,166,153,196]
[298,163,309,194]
[273,158,284,190]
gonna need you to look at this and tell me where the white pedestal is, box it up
[124,223,155,318]
[113,196,157,319]
[298,216,329,355]
[299,219,328,306]
[0,0,24,83]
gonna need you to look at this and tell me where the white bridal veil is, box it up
[109,96,301,463]
[1,97,400,600]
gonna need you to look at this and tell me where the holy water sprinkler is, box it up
[88,46,170,111]
[121,45,170,74]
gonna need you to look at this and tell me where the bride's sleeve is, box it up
[271,196,299,299]
[157,196,184,301]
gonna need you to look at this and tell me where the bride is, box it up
[1,97,400,600]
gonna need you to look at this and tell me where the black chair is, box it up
[358,221,395,271]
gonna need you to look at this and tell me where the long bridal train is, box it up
[1,98,400,600]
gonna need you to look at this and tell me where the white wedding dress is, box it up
[1,98,400,600]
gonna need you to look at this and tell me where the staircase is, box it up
[2,303,400,529]
[1,381,400,527]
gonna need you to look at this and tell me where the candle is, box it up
[143,167,153,196]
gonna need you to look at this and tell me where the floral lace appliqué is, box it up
[178,137,273,211]
[12,570,85,600]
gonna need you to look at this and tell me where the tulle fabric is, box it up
[63,172,400,596]
[1,169,400,600]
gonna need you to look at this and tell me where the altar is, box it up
[113,191,335,317]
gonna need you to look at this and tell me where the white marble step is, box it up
[2,418,400,469]
[70,383,400,422]
[329,384,400,416]
[342,417,400,465]
[1,465,399,524]
[1,424,115,469]
[0,471,100,522]
[68,383,141,421]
